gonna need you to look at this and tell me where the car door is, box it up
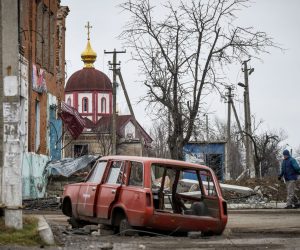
[76,160,107,217]
[119,161,149,226]
[96,160,127,219]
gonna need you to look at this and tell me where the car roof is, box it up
[99,155,211,171]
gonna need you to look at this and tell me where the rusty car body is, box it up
[61,155,228,235]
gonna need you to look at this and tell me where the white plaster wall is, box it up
[82,115,93,121]
[97,93,109,114]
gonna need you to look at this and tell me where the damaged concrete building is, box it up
[0,0,69,227]
[21,1,69,200]
[1,0,69,201]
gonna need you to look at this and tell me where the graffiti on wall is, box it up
[32,64,47,93]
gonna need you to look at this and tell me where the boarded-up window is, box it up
[35,100,40,152]
[36,2,43,64]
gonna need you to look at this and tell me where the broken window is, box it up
[106,161,126,185]
[200,170,217,197]
[151,164,220,218]
[87,161,107,183]
[128,161,143,187]
[74,144,88,158]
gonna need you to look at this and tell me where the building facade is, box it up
[18,0,68,199]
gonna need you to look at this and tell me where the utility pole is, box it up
[231,100,246,146]
[225,86,233,180]
[241,59,255,178]
[116,70,134,118]
[104,49,126,155]
[205,114,209,141]
[116,69,145,155]
[1,0,23,229]
[231,98,249,181]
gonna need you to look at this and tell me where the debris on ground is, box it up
[45,155,99,197]
[23,197,61,211]
[223,176,300,206]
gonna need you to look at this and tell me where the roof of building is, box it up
[65,67,112,92]
[59,102,86,139]
[84,115,153,143]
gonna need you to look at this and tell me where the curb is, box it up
[229,227,300,235]
[228,208,300,214]
[35,215,55,245]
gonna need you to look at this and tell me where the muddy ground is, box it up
[41,210,300,250]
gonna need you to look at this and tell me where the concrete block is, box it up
[5,209,22,229]
[37,215,55,245]
[83,224,99,234]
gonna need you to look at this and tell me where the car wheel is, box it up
[68,216,84,229]
[119,218,135,236]
[214,229,224,236]
[201,231,214,237]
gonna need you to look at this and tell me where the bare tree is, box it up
[120,0,277,160]
[294,146,300,158]
[93,122,112,156]
[246,129,286,177]
[150,121,170,158]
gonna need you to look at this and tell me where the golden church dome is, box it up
[81,22,97,68]
[65,22,112,93]
[81,40,97,68]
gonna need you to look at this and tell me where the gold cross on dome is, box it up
[85,21,92,40]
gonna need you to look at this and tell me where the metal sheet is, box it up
[45,155,98,177]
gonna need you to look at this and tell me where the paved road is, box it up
[37,209,300,249]
[227,209,300,234]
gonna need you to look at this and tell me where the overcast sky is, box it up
[61,0,300,153]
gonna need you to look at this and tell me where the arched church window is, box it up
[83,97,88,112]
[67,97,71,106]
[101,97,106,113]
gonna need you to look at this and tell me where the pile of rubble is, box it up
[223,177,300,208]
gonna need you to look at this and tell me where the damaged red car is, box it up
[62,156,228,235]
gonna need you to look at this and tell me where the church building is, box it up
[62,24,152,158]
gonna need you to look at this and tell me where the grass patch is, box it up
[0,216,45,246]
